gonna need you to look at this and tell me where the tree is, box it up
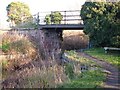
[6,1,32,26]
[80,1,120,47]
[44,11,63,24]
[44,14,51,24]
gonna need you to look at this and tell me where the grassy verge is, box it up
[58,70,105,88]
[58,50,106,88]
[84,48,120,68]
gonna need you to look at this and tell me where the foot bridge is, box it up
[28,10,84,64]
[34,10,84,64]
[37,10,84,30]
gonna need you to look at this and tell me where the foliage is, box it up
[2,36,11,52]
[57,50,106,88]
[65,50,97,66]
[1,44,10,53]
[10,39,34,54]
[44,15,51,24]
[6,1,32,25]
[80,2,120,47]
[1,59,9,71]
[15,17,37,28]
[2,35,35,54]
[22,68,55,88]
[58,70,105,88]
[44,11,63,24]
[58,51,106,88]
[85,48,120,68]
[64,63,74,79]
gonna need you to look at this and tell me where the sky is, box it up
[0,0,86,28]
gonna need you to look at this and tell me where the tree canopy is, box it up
[6,1,32,25]
[44,11,63,24]
[80,1,120,47]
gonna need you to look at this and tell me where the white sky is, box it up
[0,0,86,28]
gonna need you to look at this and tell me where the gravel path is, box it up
[77,52,120,89]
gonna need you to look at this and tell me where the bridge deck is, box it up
[39,24,84,30]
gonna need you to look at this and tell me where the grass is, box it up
[58,70,105,88]
[58,50,106,88]
[0,44,10,53]
[84,48,120,68]
[1,31,107,88]
[65,50,99,67]
[1,31,37,77]
[20,67,56,88]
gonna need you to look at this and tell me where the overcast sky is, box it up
[0,0,86,28]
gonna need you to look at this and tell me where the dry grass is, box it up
[62,30,89,50]
[1,30,69,88]
[1,30,89,88]
[1,31,37,72]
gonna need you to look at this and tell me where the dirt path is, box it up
[77,52,120,89]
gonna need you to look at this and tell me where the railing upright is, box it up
[64,11,66,24]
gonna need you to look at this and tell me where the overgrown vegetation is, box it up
[2,33,36,54]
[1,31,106,88]
[57,50,106,88]
[58,70,105,88]
[84,48,120,68]
[1,31,68,88]
[1,31,37,74]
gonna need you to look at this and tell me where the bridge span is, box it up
[27,10,85,64]
[33,10,84,30]
[34,10,85,64]
[39,24,84,30]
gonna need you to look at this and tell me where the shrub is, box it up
[1,31,37,71]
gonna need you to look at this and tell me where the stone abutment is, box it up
[1,28,63,64]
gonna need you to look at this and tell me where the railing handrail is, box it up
[17,10,83,26]
[33,10,80,14]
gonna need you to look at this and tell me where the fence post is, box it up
[51,11,53,24]
[37,12,40,25]
[64,11,66,24]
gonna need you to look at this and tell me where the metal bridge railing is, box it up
[15,10,83,28]
[33,10,83,25]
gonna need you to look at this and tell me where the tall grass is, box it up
[1,30,106,88]
[1,31,37,78]
[1,30,68,88]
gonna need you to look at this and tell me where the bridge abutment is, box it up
[39,29,63,64]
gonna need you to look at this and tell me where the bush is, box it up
[1,32,37,71]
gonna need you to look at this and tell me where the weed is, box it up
[1,44,10,53]
[64,63,74,79]
[58,70,106,88]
